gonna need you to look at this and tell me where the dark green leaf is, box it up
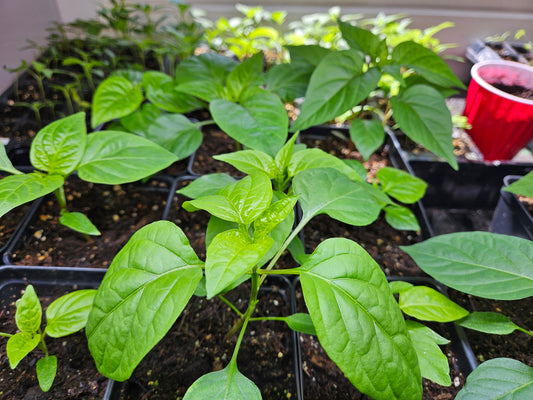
[377,167,427,203]
[226,51,265,101]
[142,71,204,113]
[265,62,314,102]
[349,119,385,161]
[456,312,521,335]
[338,20,388,62]
[504,171,533,198]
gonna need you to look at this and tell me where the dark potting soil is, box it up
[9,178,170,268]
[0,286,108,400]
[491,82,533,100]
[0,203,31,252]
[120,280,297,400]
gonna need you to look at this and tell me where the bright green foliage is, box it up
[377,167,427,204]
[504,171,533,198]
[59,211,101,236]
[457,312,531,337]
[349,119,385,161]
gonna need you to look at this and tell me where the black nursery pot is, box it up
[490,175,533,240]
[0,266,120,400]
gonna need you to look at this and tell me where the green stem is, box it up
[249,316,285,323]
[256,268,300,276]
[0,332,13,338]
[517,327,533,338]
[218,294,244,318]
[53,186,67,210]
[195,119,215,128]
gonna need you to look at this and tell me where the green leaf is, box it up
[183,173,272,225]
[59,211,101,236]
[178,174,237,199]
[226,51,265,101]
[391,85,457,169]
[78,130,178,184]
[0,143,22,174]
[16,285,42,333]
[205,229,273,298]
[392,41,465,89]
[298,238,421,400]
[284,313,316,335]
[91,76,143,128]
[389,280,414,294]
[0,173,64,217]
[405,320,449,345]
[384,204,421,231]
[401,232,533,300]
[504,171,533,198]
[265,61,314,102]
[45,289,96,338]
[338,20,388,62]
[86,221,204,381]
[288,45,332,67]
[456,312,522,335]
[293,168,381,226]
[7,331,41,369]
[254,195,298,237]
[291,50,381,132]
[183,364,261,400]
[142,71,204,113]
[210,88,288,158]
[30,112,87,176]
[398,286,468,322]
[406,320,451,386]
[377,167,427,203]
[456,358,533,400]
[214,150,277,178]
[288,148,363,182]
[36,355,57,392]
[120,103,161,135]
[349,119,385,161]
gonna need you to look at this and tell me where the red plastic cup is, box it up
[463,60,533,161]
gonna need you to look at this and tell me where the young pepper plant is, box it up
[0,111,177,235]
[0,285,96,392]
[86,165,428,400]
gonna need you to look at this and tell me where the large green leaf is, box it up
[119,103,161,135]
[205,229,273,298]
[504,171,533,198]
[338,20,388,62]
[377,167,427,204]
[15,285,42,333]
[292,168,381,226]
[391,41,465,89]
[210,87,288,158]
[287,45,332,67]
[0,173,64,217]
[142,71,204,113]
[86,221,204,381]
[91,76,143,128]
[290,49,381,132]
[0,143,22,175]
[226,51,265,101]
[349,118,386,161]
[398,285,468,322]
[183,364,261,400]
[45,289,96,338]
[401,232,533,300]
[30,112,87,176]
[456,358,533,400]
[391,85,457,169]
[78,130,178,184]
[298,238,421,400]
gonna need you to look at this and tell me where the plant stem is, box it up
[194,119,215,128]
[249,316,285,323]
[518,326,533,338]
[218,294,244,318]
[256,268,300,275]
[53,186,67,210]
[0,332,12,338]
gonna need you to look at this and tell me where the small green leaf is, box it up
[284,313,316,335]
[142,71,204,113]
[504,171,533,198]
[15,285,42,333]
[265,61,314,102]
[456,312,522,335]
[349,119,386,161]
[338,20,388,62]
[377,167,427,203]
[7,331,41,369]
[59,211,101,236]
[178,174,237,199]
[0,143,22,174]
[456,358,533,400]
[405,320,449,345]
[78,131,178,184]
[205,229,273,298]
[288,45,332,67]
[289,148,363,182]
[399,286,468,322]
[401,232,533,300]
[183,364,261,400]
[120,103,161,135]
[30,112,87,176]
[214,150,277,178]
[0,173,64,217]
[36,355,57,392]
[45,289,96,338]
[254,195,298,237]
[91,76,143,128]
[384,204,420,231]
[226,51,265,100]
[389,280,414,294]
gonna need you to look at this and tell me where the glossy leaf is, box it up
[16,285,42,333]
[384,204,420,231]
[287,45,332,67]
[36,355,57,392]
[183,364,261,400]
[59,211,101,236]
[401,232,533,300]
[288,148,363,182]
[398,286,468,322]
[45,289,97,338]
[214,150,277,178]
[142,71,204,113]
[119,103,161,135]
[0,173,64,217]
[226,51,265,101]
[338,20,388,62]
[291,49,381,132]
[284,313,316,335]
[210,88,288,157]
[455,358,533,400]
[254,195,298,237]
[293,168,381,226]
[504,171,533,198]
[0,143,22,175]
[91,76,143,128]
[265,61,314,102]
[78,130,178,184]
[7,332,41,369]
[389,280,414,294]
[349,118,385,161]
[205,229,273,298]
[377,167,427,204]
[86,221,204,381]
[406,320,451,386]
[299,238,421,400]
[178,174,237,199]
[30,112,87,176]
[456,312,522,335]
[391,85,457,169]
